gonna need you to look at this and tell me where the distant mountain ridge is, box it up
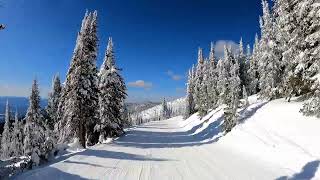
[0,96,160,122]
[126,101,160,114]
[0,96,48,122]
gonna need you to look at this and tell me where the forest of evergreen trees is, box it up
[185,0,320,132]
[0,11,128,166]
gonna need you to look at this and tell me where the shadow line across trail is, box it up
[276,160,320,180]
[114,102,267,149]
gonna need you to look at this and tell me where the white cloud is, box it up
[214,40,239,58]
[128,80,153,90]
[166,70,183,81]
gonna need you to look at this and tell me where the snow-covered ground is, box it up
[14,96,320,179]
[131,97,185,123]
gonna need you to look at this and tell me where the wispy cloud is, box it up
[214,40,239,58]
[128,80,153,90]
[166,70,183,81]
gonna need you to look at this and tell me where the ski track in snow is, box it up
[14,96,320,180]
[14,119,285,180]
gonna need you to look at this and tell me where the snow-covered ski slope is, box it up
[132,97,185,122]
[15,95,320,180]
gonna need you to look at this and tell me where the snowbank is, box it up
[182,94,320,179]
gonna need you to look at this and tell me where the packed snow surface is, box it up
[15,95,320,180]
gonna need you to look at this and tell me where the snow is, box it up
[67,138,86,153]
[14,95,320,180]
[99,137,113,144]
[132,97,186,122]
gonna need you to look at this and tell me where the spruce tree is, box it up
[11,110,23,157]
[46,74,61,130]
[57,11,99,147]
[198,60,210,117]
[207,42,219,109]
[217,46,233,105]
[161,98,170,120]
[298,0,320,116]
[23,79,46,166]
[184,69,195,119]
[258,0,281,100]
[97,37,127,140]
[194,47,205,109]
[223,62,241,133]
[248,34,260,95]
[238,38,249,90]
[273,0,295,99]
[1,100,11,158]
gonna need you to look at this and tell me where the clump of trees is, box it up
[185,0,320,133]
[0,10,128,167]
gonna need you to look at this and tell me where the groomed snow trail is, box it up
[15,116,286,180]
[15,96,320,179]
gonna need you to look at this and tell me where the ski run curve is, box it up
[15,95,320,180]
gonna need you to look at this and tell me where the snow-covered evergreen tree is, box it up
[161,98,170,120]
[258,0,282,100]
[120,104,131,128]
[184,69,195,119]
[217,46,232,105]
[207,42,219,109]
[242,85,249,108]
[272,0,295,99]
[238,38,249,90]
[46,74,61,130]
[194,47,205,109]
[248,34,260,95]
[298,0,320,115]
[223,61,240,133]
[97,37,127,141]
[11,110,23,157]
[57,11,99,147]
[198,60,210,117]
[1,100,11,158]
[23,79,46,166]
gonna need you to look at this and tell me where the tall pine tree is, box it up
[248,34,260,95]
[11,110,23,157]
[97,37,127,140]
[1,100,11,158]
[207,42,219,109]
[184,68,196,119]
[194,47,205,110]
[46,74,61,130]
[258,0,281,100]
[23,79,46,165]
[57,11,99,147]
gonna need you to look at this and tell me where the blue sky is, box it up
[0,0,264,102]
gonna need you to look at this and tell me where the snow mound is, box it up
[181,94,320,179]
[67,138,85,153]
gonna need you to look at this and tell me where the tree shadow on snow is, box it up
[276,160,320,180]
[75,149,171,162]
[14,166,88,180]
[113,103,267,149]
[13,148,171,179]
[238,102,268,124]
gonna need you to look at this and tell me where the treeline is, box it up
[185,0,320,132]
[0,11,128,166]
